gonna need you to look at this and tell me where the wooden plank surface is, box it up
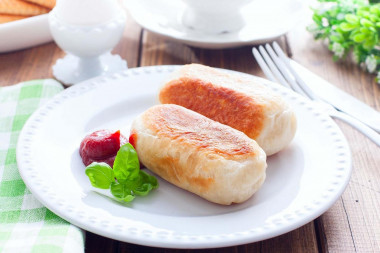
[288,14,380,253]
[0,5,379,253]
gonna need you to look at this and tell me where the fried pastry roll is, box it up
[130,104,267,205]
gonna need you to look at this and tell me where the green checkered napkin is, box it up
[0,80,85,253]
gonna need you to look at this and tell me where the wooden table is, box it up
[1,9,379,253]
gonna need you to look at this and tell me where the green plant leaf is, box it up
[363,39,376,49]
[358,10,371,19]
[85,162,114,189]
[353,33,367,42]
[360,27,371,34]
[370,5,380,15]
[360,18,374,27]
[110,182,135,202]
[132,171,159,196]
[83,134,159,204]
[340,22,357,31]
[345,14,359,24]
[308,0,380,82]
[329,34,343,43]
[113,143,140,182]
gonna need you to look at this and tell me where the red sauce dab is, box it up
[79,129,127,167]
[129,132,138,149]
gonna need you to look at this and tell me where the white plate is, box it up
[123,0,305,49]
[0,14,52,53]
[17,66,351,248]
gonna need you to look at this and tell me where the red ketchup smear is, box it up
[79,129,127,167]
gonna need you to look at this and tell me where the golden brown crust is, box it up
[131,104,267,205]
[141,104,256,158]
[0,0,50,16]
[0,14,27,23]
[160,77,265,139]
[23,0,55,9]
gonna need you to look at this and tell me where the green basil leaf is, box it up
[113,143,140,182]
[84,138,158,204]
[132,171,159,196]
[110,182,135,202]
[85,162,114,189]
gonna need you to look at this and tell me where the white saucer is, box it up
[123,0,305,49]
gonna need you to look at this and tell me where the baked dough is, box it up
[130,104,267,205]
[159,64,297,155]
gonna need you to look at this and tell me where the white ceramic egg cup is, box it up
[49,9,127,85]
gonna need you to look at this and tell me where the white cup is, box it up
[181,0,253,34]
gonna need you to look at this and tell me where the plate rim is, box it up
[0,14,52,53]
[16,65,352,248]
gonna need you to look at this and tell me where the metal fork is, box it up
[252,42,380,147]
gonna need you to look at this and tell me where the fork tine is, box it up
[264,44,307,96]
[255,46,292,89]
[252,47,277,83]
[272,42,318,100]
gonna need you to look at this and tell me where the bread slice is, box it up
[130,104,267,205]
[23,0,55,9]
[0,14,27,23]
[159,64,297,155]
[0,0,50,16]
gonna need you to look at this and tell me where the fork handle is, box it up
[331,110,380,147]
